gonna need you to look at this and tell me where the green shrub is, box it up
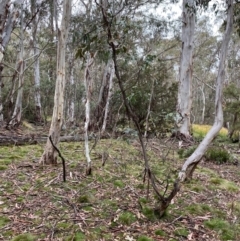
[177,149,184,158]
[205,147,230,164]
[178,146,197,159]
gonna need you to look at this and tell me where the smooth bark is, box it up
[84,52,96,175]
[176,0,195,137]
[40,0,71,165]
[31,0,42,123]
[101,59,114,133]
[0,0,20,124]
[67,53,75,125]
[9,1,25,127]
[178,0,233,181]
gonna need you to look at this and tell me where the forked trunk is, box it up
[40,0,71,165]
[178,0,233,182]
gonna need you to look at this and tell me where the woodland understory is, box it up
[0,124,240,241]
[1,0,240,240]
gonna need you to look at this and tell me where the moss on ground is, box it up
[0,139,239,240]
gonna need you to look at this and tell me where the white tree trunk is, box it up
[67,53,75,125]
[0,0,20,124]
[9,1,25,127]
[40,0,71,165]
[179,0,233,181]
[101,59,114,133]
[84,52,96,175]
[200,85,205,124]
[31,0,42,123]
[176,0,195,137]
[144,79,155,138]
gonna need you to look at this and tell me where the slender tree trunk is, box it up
[0,0,20,125]
[67,53,75,125]
[200,85,205,124]
[9,1,25,127]
[84,52,96,175]
[31,0,42,123]
[178,0,233,181]
[101,59,114,133]
[40,0,71,165]
[144,79,155,138]
[176,0,195,138]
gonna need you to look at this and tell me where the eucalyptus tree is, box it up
[175,0,196,139]
[192,19,220,125]
[179,0,233,181]
[0,0,22,125]
[40,0,71,165]
[31,0,42,123]
[9,1,25,127]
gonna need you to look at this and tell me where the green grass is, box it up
[10,233,37,241]
[0,139,240,240]
[192,124,228,139]
[118,211,137,225]
[204,219,235,241]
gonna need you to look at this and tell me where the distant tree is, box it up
[9,1,25,127]
[31,0,43,123]
[0,0,22,125]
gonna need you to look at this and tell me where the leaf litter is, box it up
[0,136,239,240]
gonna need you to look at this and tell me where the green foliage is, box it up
[155,229,166,236]
[0,216,10,227]
[77,195,89,203]
[65,232,85,241]
[0,165,7,170]
[113,180,125,188]
[137,236,153,241]
[209,178,239,192]
[142,206,156,221]
[224,84,240,141]
[178,146,196,158]
[178,146,230,164]
[174,228,189,237]
[10,234,36,241]
[118,212,136,225]
[186,203,212,215]
[205,147,230,164]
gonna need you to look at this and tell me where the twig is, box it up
[49,135,66,182]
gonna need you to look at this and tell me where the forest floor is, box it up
[0,124,240,241]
